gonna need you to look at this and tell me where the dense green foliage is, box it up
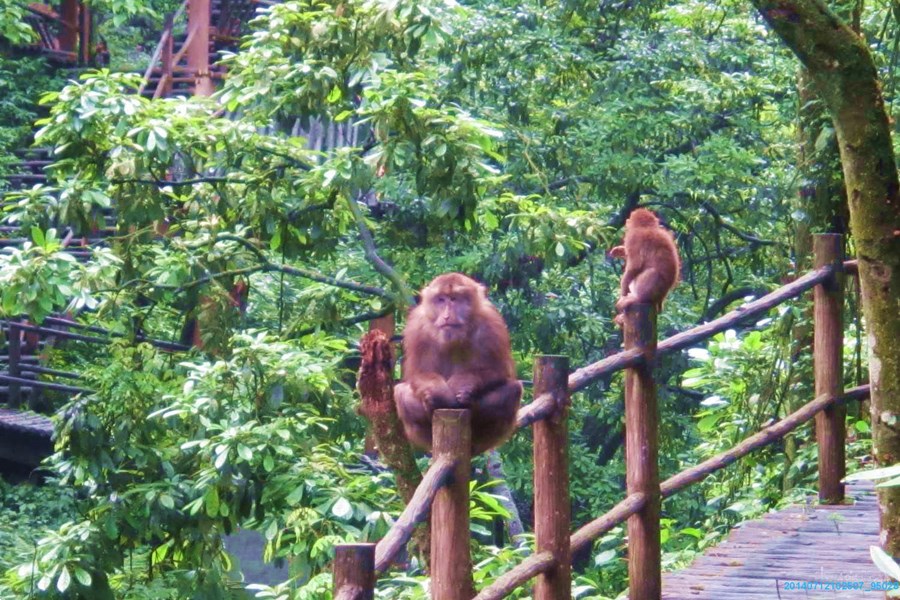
[0,0,894,597]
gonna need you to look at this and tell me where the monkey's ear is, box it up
[477,282,489,300]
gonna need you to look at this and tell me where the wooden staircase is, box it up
[21,1,93,65]
[139,0,264,99]
[0,1,265,420]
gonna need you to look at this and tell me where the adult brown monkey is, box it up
[394,273,522,454]
[610,208,680,326]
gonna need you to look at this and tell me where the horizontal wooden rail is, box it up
[0,319,189,352]
[472,551,556,600]
[564,386,870,554]
[18,364,80,379]
[570,491,648,555]
[43,316,191,351]
[374,456,455,574]
[516,263,835,426]
[515,390,555,429]
[0,374,91,394]
[661,384,870,498]
[569,262,836,393]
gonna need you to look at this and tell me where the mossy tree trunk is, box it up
[750,0,900,552]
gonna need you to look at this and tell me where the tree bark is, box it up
[750,0,900,552]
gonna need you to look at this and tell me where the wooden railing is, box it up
[23,1,92,64]
[335,233,870,599]
[1,317,190,408]
[138,1,188,99]
[138,0,260,99]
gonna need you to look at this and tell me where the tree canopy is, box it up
[0,0,898,597]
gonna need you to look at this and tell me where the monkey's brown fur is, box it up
[610,208,680,325]
[394,273,522,454]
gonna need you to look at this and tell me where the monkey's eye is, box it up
[435,296,448,305]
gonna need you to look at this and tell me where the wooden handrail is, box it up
[661,385,869,499]
[373,456,455,574]
[472,552,557,600]
[562,385,870,556]
[570,492,648,555]
[171,24,199,67]
[568,261,837,393]
[138,1,187,96]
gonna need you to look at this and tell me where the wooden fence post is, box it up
[814,233,845,503]
[432,409,474,600]
[533,355,571,600]
[333,543,375,600]
[624,304,661,599]
[7,320,22,408]
[77,2,91,65]
[59,0,79,54]
[160,14,174,98]
[187,0,213,96]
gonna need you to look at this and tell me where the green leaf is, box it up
[327,86,342,103]
[697,414,718,432]
[265,519,279,541]
[845,465,900,482]
[73,568,92,586]
[57,566,71,592]
[31,226,45,247]
[871,545,900,580]
[204,487,220,517]
[332,497,352,518]
[237,444,253,461]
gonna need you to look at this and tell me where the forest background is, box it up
[0,0,895,597]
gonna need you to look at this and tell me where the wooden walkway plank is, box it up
[662,482,885,599]
[0,408,54,467]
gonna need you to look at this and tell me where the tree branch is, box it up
[344,197,415,305]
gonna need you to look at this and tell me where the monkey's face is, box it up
[427,291,474,344]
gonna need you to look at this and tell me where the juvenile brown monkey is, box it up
[394,273,522,454]
[610,208,680,325]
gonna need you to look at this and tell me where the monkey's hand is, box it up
[448,373,481,408]
[412,375,454,410]
[609,245,626,260]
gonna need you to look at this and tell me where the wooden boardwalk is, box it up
[662,482,884,599]
[0,408,53,467]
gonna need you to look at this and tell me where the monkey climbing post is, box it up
[624,304,661,599]
[432,409,475,600]
[533,355,571,600]
[814,233,845,503]
[333,543,375,600]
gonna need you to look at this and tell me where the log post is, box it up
[59,0,79,53]
[77,2,91,65]
[333,543,375,600]
[432,409,474,600]
[533,355,571,600]
[624,303,661,599]
[814,233,845,503]
[187,0,214,96]
[364,314,394,457]
[7,320,22,408]
[160,14,175,98]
